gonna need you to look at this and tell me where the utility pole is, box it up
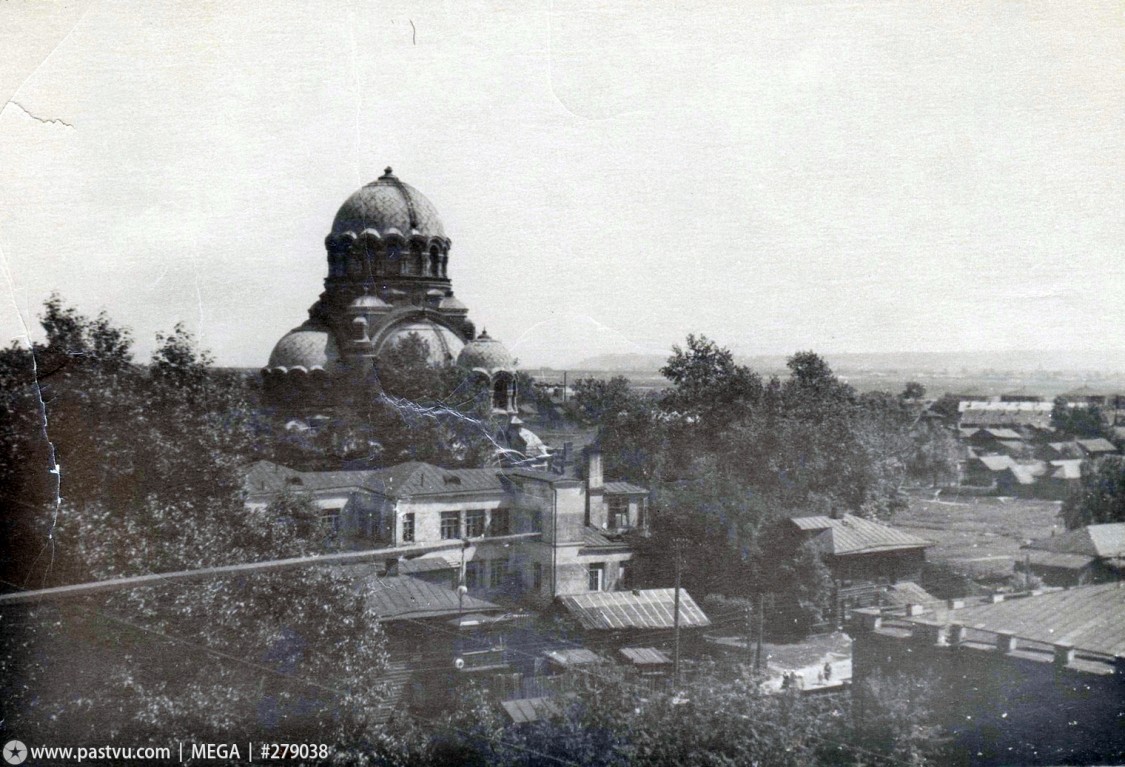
[673,537,682,688]
[755,591,765,673]
[745,601,754,668]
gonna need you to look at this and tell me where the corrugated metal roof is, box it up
[792,514,930,555]
[791,516,834,531]
[559,589,711,630]
[1026,523,1125,558]
[603,481,648,495]
[358,574,501,620]
[619,646,672,666]
[501,696,563,724]
[920,583,1125,656]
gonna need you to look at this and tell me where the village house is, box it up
[785,514,931,613]
[1019,522,1125,586]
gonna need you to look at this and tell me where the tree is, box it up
[901,381,927,401]
[1050,396,1110,439]
[661,334,763,436]
[0,298,389,745]
[1061,455,1125,529]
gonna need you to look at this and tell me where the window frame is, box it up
[401,512,415,543]
[440,510,461,540]
[490,508,510,537]
[490,558,509,589]
[465,509,486,538]
[587,562,605,592]
[465,561,483,589]
[607,496,629,530]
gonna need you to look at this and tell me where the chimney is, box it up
[587,448,603,492]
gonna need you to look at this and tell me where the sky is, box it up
[1,1,1122,369]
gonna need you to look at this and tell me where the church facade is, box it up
[262,168,516,414]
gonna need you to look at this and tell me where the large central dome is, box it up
[331,167,446,239]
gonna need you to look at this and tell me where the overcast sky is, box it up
[1,1,1121,368]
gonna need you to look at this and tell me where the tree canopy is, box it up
[0,298,388,744]
[1061,455,1125,529]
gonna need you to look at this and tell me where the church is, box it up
[262,167,517,417]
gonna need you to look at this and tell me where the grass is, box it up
[894,491,1063,578]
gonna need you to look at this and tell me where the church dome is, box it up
[456,330,514,371]
[331,167,445,239]
[267,324,341,371]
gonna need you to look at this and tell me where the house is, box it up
[851,585,1125,766]
[787,514,931,596]
[1019,522,1125,586]
[1075,437,1118,457]
[244,450,649,605]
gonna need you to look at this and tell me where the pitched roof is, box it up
[244,460,506,499]
[1077,438,1117,454]
[603,481,648,495]
[544,648,605,666]
[791,514,931,556]
[976,455,1016,472]
[880,581,940,607]
[984,428,1023,440]
[1026,523,1125,559]
[501,696,564,724]
[1048,460,1084,480]
[1023,550,1095,570]
[918,583,1125,657]
[619,646,672,666]
[580,527,630,550]
[353,573,501,620]
[559,589,711,630]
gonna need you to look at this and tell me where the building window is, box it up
[532,562,543,591]
[490,508,510,536]
[320,511,341,539]
[588,563,605,592]
[402,512,415,543]
[465,509,486,538]
[490,559,509,589]
[465,561,483,589]
[607,496,629,530]
[440,511,461,540]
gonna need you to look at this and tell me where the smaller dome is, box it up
[439,294,468,313]
[267,324,341,371]
[456,329,514,371]
[348,293,389,312]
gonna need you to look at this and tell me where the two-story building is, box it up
[244,450,649,604]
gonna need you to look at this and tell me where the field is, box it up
[895,492,1064,579]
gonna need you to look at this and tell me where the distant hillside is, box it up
[572,350,1125,376]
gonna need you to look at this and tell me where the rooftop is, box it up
[913,583,1125,657]
[1025,523,1125,559]
[559,588,711,631]
[790,514,931,556]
